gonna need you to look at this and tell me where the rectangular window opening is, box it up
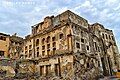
[87,46,89,50]
[81,38,84,43]
[76,42,80,48]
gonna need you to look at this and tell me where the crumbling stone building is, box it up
[0,33,23,59]
[9,34,24,59]
[23,10,120,79]
[0,33,10,58]
[0,33,24,79]
[90,23,120,76]
[0,10,119,79]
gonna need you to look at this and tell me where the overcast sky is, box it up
[0,0,120,52]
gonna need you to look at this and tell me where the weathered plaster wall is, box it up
[0,36,10,57]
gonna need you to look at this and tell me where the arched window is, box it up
[36,39,39,46]
[37,47,39,52]
[59,33,63,39]
[42,38,45,44]
[52,36,56,41]
[37,52,39,57]
[46,36,50,43]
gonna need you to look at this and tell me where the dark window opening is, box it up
[98,47,100,52]
[102,33,104,39]
[19,43,22,45]
[47,44,50,49]
[76,42,80,48]
[25,46,27,50]
[42,38,45,44]
[53,48,56,55]
[40,66,44,76]
[20,55,23,59]
[55,64,59,76]
[59,33,63,39]
[25,51,27,54]
[11,41,14,44]
[47,50,50,56]
[37,52,39,57]
[52,37,56,41]
[37,47,39,52]
[105,34,108,39]
[87,63,89,68]
[81,38,84,43]
[94,42,97,51]
[29,50,32,55]
[112,36,114,40]
[42,46,45,50]
[53,42,56,48]
[29,45,32,49]
[36,39,39,46]
[46,65,51,76]
[87,46,89,50]
[25,55,27,58]
[109,35,111,40]
[75,26,77,29]
[81,31,83,37]
[46,36,50,43]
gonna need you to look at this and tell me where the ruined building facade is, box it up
[0,33,10,58]
[22,10,120,79]
[0,33,23,59]
[0,10,119,79]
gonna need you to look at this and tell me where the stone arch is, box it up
[42,38,45,44]
[46,36,50,43]
[36,39,39,46]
